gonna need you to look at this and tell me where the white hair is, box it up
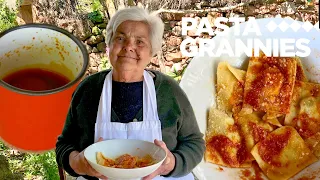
[105,7,164,56]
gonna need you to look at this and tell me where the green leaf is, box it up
[174,76,182,81]
[0,0,17,33]
[166,72,177,78]
[88,10,104,24]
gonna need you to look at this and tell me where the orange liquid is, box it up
[2,68,70,91]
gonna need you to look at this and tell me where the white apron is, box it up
[78,70,194,180]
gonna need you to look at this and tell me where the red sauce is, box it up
[237,142,249,165]
[296,65,305,81]
[2,68,70,91]
[248,122,271,143]
[292,113,320,139]
[250,63,263,74]
[258,128,291,167]
[207,134,250,167]
[237,122,251,165]
[216,166,224,171]
[239,162,264,180]
[244,56,294,114]
[207,135,239,167]
[251,161,264,180]
[295,80,303,87]
[240,169,252,178]
[244,68,264,110]
[318,103,320,120]
[310,87,320,97]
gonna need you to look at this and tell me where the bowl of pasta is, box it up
[180,17,320,180]
[84,139,167,180]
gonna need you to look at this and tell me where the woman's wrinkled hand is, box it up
[69,137,108,180]
[143,139,176,180]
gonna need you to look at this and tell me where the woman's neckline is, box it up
[112,80,143,84]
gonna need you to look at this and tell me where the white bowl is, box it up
[84,139,167,180]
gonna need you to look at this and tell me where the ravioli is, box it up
[216,62,246,116]
[235,112,274,162]
[285,81,320,158]
[206,50,320,179]
[205,107,251,168]
[241,51,297,126]
[251,126,317,180]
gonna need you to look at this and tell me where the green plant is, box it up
[76,0,103,14]
[0,0,17,33]
[166,64,188,82]
[88,10,104,24]
[100,56,112,70]
[92,26,101,35]
[0,141,9,151]
[91,0,103,11]
[0,140,60,180]
[23,151,59,180]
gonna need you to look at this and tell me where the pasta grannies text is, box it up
[180,17,312,58]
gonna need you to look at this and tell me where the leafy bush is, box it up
[88,10,104,24]
[0,0,17,33]
[23,151,59,180]
[0,141,59,180]
[100,56,112,70]
[91,0,103,11]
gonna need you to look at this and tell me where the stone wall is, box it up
[151,0,319,76]
[30,0,319,77]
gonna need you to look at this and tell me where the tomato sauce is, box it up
[296,65,305,81]
[2,68,70,91]
[207,135,239,166]
[248,122,271,143]
[258,128,291,167]
[244,57,294,114]
[239,162,264,180]
[292,113,320,139]
[310,87,320,97]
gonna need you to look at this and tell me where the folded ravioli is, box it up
[235,112,274,161]
[285,81,320,157]
[251,126,317,180]
[216,62,246,116]
[241,51,297,126]
[205,107,251,168]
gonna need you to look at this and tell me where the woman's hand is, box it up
[143,139,176,180]
[69,137,108,179]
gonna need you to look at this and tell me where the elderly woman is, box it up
[55,7,205,180]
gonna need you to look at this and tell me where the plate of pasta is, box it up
[180,18,320,180]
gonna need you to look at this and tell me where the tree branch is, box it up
[154,0,256,14]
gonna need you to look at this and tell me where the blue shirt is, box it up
[111,80,143,123]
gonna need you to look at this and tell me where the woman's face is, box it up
[109,20,152,73]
